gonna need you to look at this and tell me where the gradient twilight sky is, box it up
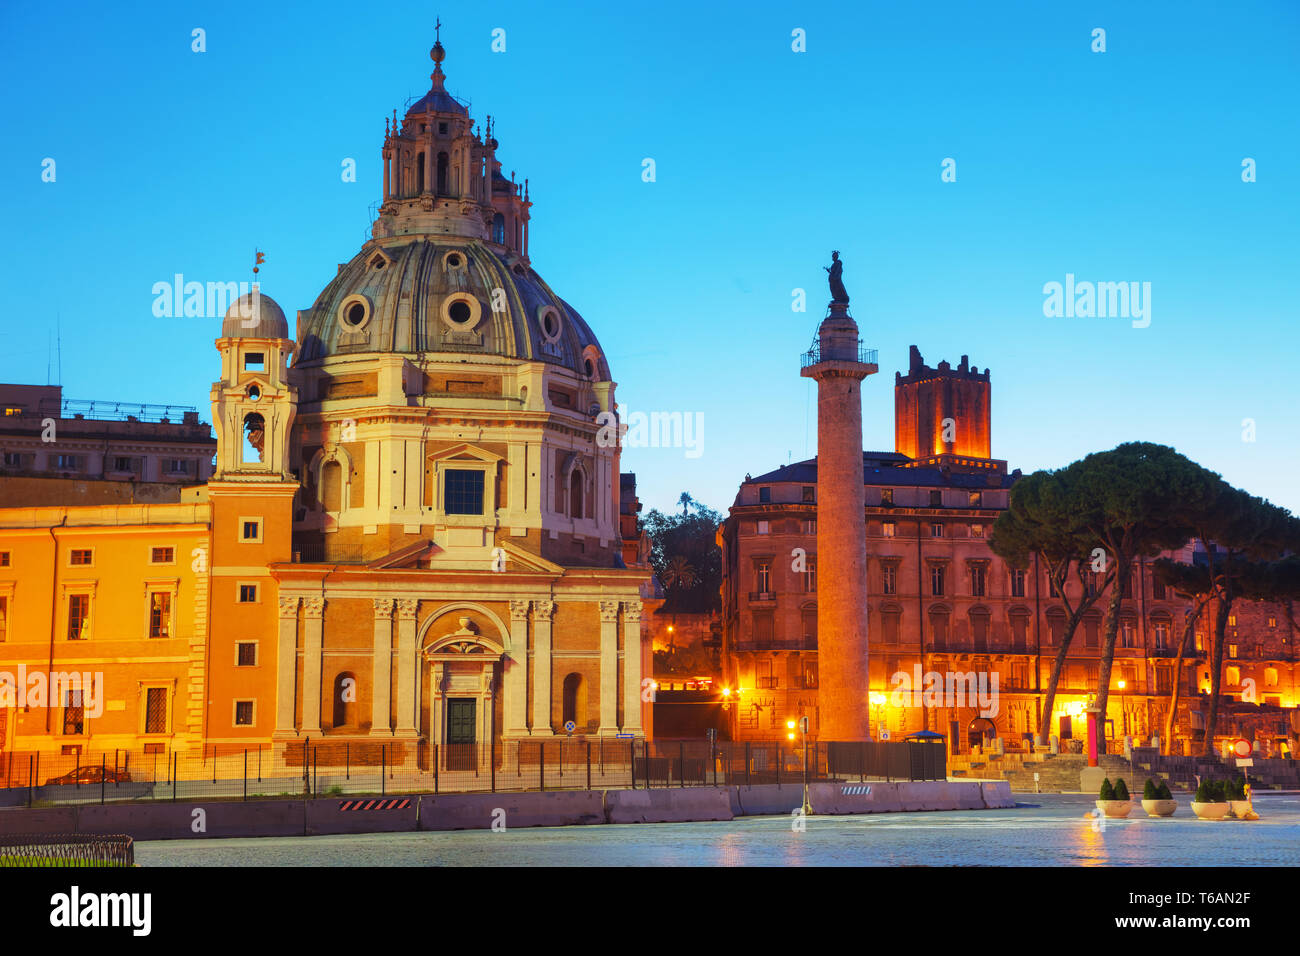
[1,1,1297,517]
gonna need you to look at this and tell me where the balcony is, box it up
[801,343,878,369]
[734,637,817,652]
[748,591,777,602]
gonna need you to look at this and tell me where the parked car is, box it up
[44,766,132,786]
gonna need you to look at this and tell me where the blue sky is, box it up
[2,0,1297,517]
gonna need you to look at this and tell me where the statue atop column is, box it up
[825,250,849,305]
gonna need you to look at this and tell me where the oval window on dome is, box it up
[247,384,261,403]
[449,300,472,324]
[584,358,595,378]
[543,313,558,337]
[538,305,562,343]
[339,295,371,331]
[443,250,466,271]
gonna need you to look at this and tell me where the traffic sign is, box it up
[1237,758,1254,767]
[1232,738,1252,758]
[563,720,576,734]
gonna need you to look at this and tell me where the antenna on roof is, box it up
[56,314,62,386]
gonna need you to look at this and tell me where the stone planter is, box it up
[1141,798,1177,817]
[1095,799,1134,818]
[1228,800,1254,819]
[1191,801,1230,820]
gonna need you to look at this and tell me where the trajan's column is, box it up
[800,252,877,741]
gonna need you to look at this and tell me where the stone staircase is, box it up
[996,754,1142,793]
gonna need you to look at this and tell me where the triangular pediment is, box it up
[366,538,442,569]
[425,442,503,465]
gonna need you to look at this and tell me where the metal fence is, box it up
[0,738,946,805]
[0,833,134,867]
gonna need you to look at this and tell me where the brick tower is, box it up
[800,255,877,741]
[894,345,991,463]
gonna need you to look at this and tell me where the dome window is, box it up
[370,255,386,270]
[339,295,372,331]
[584,358,595,378]
[440,292,482,331]
[247,384,261,403]
[442,250,467,271]
[512,263,526,278]
[538,305,562,343]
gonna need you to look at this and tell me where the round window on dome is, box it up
[339,295,372,331]
[442,250,467,271]
[440,292,482,331]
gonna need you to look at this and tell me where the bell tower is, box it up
[211,287,298,480]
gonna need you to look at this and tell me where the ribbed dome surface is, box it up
[295,238,609,378]
[221,291,289,339]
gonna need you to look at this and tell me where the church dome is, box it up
[221,290,289,339]
[294,237,610,379]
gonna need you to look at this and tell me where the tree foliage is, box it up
[642,497,723,614]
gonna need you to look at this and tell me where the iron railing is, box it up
[0,738,948,805]
[801,343,877,368]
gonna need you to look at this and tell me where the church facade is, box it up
[0,39,650,773]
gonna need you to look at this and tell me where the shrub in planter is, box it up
[1192,779,1230,819]
[1141,777,1177,817]
[1096,776,1133,817]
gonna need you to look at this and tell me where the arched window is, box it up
[321,460,343,512]
[416,153,425,193]
[492,213,505,244]
[562,673,586,730]
[332,671,357,729]
[241,413,265,463]
[436,152,449,195]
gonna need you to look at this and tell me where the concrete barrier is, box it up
[0,806,78,834]
[307,796,417,835]
[730,785,805,817]
[78,800,307,840]
[420,791,605,831]
[605,787,733,824]
[979,781,1015,808]
[807,781,904,815]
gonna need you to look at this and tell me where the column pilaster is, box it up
[370,599,394,735]
[274,597,299,736]
[395,599,420,737]
[621,600,644,734]
[301,598,326,735]
[599,600,620,735]
[505,600,530,737]
[531,600,555,735]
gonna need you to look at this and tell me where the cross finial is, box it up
[435,16,441,40]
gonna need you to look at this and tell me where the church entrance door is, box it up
[447,698,477,770]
